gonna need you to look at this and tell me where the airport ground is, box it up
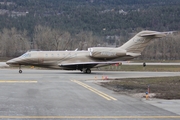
[0,68,180,119]
[100,76,180,99]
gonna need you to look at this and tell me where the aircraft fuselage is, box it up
[6,49,131,70]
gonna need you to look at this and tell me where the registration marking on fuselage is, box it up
[0,116,179,119]
[71,80,117,101]
[0,80,37,83]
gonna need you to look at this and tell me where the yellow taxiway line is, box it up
[0,116,179,119]
[0,80,37,83]
[71,80,117,101]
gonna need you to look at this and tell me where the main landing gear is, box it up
[82,68,91,74]
[19,65,22,73]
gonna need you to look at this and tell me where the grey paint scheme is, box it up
[6,30,167,73]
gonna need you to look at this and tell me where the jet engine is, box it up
[88,47,126,59]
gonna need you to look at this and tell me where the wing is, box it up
[59,61,122,69]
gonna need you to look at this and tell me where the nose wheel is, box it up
[19,70,22,73]
[19,65,22,73]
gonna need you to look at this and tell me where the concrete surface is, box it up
[143,99,180,115]
[0,69,179,120]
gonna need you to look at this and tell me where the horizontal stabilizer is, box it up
[139,32,166,38]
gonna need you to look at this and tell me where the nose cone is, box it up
[6,58,19,66]
[6,60,13,65]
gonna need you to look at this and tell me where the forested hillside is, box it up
[0,0,180,60]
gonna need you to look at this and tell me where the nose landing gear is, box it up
[19,70,22,73]
[19,65,22,73]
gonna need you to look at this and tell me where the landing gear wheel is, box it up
[82,68,91,74]
[19,65,22,74]
[19,70,22,73]
[86,69,91,74]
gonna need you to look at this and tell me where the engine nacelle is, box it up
[88,47,126,59]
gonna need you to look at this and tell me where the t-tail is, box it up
[119,30,167,57]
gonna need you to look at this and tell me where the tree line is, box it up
[0,26,180,60]
[0,26,102,57]
[0,0,180,60]
[0,0,180,36]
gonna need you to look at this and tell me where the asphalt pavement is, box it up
[0,69,180,120]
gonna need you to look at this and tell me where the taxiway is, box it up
[0,69,180,119]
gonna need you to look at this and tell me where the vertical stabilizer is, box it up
[119,31,166,54]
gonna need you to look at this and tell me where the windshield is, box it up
[20,52,31,58]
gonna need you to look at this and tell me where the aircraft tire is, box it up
[86,69,91,74]
[19,70,22,73]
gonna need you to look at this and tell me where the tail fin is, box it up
[119,30,166,54]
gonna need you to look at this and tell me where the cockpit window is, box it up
[21,52,31,57]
